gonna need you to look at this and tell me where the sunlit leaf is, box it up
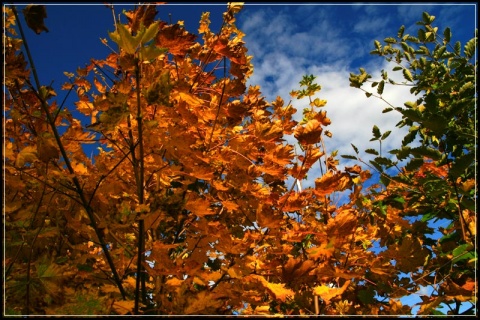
[314,280,351,303]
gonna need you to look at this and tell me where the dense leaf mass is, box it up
[3,5,476,316]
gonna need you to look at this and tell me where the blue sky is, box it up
[5,2,477,315]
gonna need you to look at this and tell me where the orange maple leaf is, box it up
[294,119,323,145]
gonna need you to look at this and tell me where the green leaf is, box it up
[391,146,412,160]
[369,160,383,173]
[452,244,474,264]
[371,125,381,140]
[109,23,141,54]
[141,21,160,44]
[374,40,382,50]
[434,45,446,59]
[382,107,393,113]
[138,44,167,61]
[358,288,375,305]
[403,68,414,82]
[454,41,461,55]
[341,155,357,160]
[422,12,431,25]
[450,152,475,177]
[443,27,451,44]
[381,130,391,140]
[459,81,473,94]
[397,25,405,39]
[384,37,397,44]
[402,130,418,147]
[351,143,359,154]
[405,157,424,171]
[410,146,442,160]
[365,148,379,155]
[418,28,426,41]
[377,80,385,95]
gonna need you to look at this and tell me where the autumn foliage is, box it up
[3,4,477,316]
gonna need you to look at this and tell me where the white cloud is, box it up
[239,6,417,181]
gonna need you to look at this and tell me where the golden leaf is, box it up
[313,280,351,303]
[112,300,136,315]
[174,91,204,108]
[222,200,239,212]
[314,171,352,196]
[327,209,357,236]
[72,162,88,175]
[248,274,294,302]
[15,145,38,167]
[294,119,322,145]
[418,296,443,315]
[185,196,213,217]
[307,239,336,260]
[256,203,282,229]
[37,134,59,163]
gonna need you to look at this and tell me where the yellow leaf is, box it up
[418,296,443,315]
[135,203,150,214]
[253,305,271,315]
[72,162,88,175]
[75,100,94,115]
[312,98,327,107]
[100,284,120,294]
[174,91,204,108]
[123,276,137,290]
[307,239,335,260]
[249,274,294,302]
[112,300,136,315]
[15,145,37,167]
[313,280,351,303]
[5,201,23,214]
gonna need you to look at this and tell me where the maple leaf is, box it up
[327,209,357,236]
[294,119,323,145]
[307,239,336,260]
[314,171,353,196]
[124,5,158,33]
[212,37,247,65]
[112,300,136,315]
[15,145,38,167]
[185,196,214,217]
[23,5,49,35]
[156,22,196,56]
[36,133,60,163]
[248,274,294,303]
[313,280,351,304]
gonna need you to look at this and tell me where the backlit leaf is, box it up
[294,119,323,145]
[314,280,351,303]
[15,146,37,167]
[23,5,49,35]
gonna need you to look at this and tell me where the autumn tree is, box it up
[3,4,476,316]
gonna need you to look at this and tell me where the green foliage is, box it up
[348,11,477,315]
